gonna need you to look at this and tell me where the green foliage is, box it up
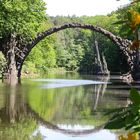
[0,0,47,40]
[22,21,57,74]
[115,1,140,38]
[23,37,57,74]
[52,22,86,71]
[0,1,131,74]
[27,84,108,125]
[130,88,140,105]
[22,6,118,74]
[22,61,37,74]
[0,0,52,77]
[80,15,127,73]
[105,89,140,133]
[0,117,38,140]
[49,14,129,73]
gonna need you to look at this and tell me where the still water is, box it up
[0,73,133,140]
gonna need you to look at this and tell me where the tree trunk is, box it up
[102,53,110,75]
[2,33,18,86]
[94,40,110,75]
[94,40,104,74]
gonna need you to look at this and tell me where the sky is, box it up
[44,0,130,17]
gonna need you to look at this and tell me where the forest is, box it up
[22,11,128,76]
[1,0,139,79]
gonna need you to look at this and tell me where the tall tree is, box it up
[0,0,47,84]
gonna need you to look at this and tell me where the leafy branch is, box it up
[105,88,140,133]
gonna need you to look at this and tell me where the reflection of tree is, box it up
[27,104,103,136]
[0,86,104,137]
[0,79,128,138]
[0,86,27,123]
[0,86,37,140]
[28,79,127,127]
[93,75,110,111]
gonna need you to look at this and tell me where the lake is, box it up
[0,73,134,140]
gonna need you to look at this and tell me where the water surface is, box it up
[0,73,132,140]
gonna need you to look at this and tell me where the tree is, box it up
[114,1,140,79]
[81,15,128,73]
[0,0,47,85]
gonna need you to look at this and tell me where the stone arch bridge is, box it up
[1,23,138,84]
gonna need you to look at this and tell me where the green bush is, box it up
[105,89,140,133]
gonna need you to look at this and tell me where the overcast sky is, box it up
[44,0,130,17]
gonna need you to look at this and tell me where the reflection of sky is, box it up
[32,79,109,89]
[57,124,94,130]
[32,125,117,140]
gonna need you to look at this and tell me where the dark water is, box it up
[0,73,133,140]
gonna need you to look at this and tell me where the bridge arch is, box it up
[3,23,134,84]
[27,105,103,136]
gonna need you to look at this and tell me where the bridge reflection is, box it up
[0,77,129,139]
